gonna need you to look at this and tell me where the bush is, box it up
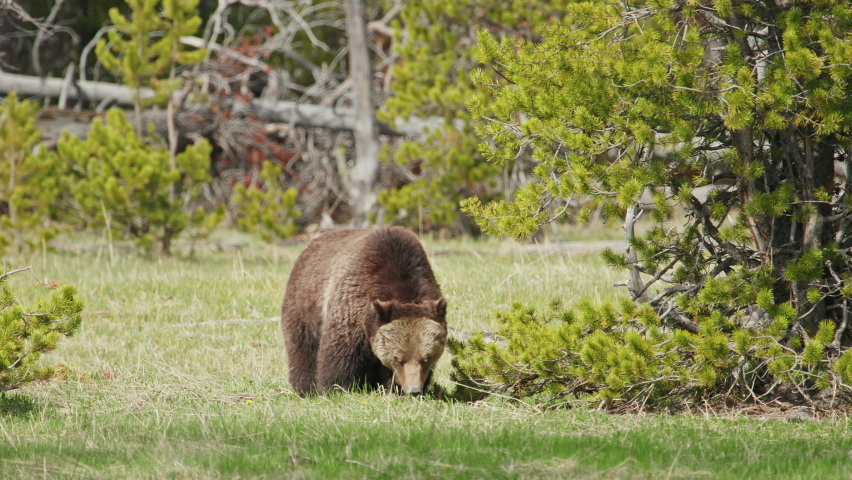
[0,267,83,392]
[451,296,852,410]
[57,108,218,255]
[0,93,65,256]
[231,161,301,242]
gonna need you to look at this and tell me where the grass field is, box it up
[2,230,852,479]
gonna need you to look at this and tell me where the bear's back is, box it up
[349,227,441,303]
[284,227,441,315]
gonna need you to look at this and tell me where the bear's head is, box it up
[367,298,448,395]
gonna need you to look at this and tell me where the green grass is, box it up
[2,232,851,479]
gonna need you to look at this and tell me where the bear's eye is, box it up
[420,357,430,365]
[395,358,404,366]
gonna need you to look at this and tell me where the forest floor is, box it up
[2,230,851,478]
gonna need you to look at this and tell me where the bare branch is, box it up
[367,0,405,38]
[0,266,32,281]
[57,63,74,109]
[79,25,115,83]
[181,36,269,71]
[31,0,66,78]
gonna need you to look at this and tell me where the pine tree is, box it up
[381,1,571,232]
[57,108,216,256]
[156,0,206,191]
[96,0,168,136]
[0,267,83,392]
[95,0,205,136]
[89,0,211,255]
[453,0,852,407]
[0,93,65,256]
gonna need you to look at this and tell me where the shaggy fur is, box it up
[280,227,447,395]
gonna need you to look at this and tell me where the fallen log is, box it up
[1,69,441,137]
[0,69,149,107]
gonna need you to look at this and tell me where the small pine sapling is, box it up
[57,108,215,256]
[0,93,65,256]
[0,267,83,392]
[231,161,301,242]
[95,0,205,132]
[96,0,170,136]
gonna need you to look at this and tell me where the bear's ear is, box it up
[434,298,447,322]
[372,300,394,324]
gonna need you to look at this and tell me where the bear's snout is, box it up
[399,361,427,395]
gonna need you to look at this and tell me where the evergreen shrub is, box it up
[0,267,83,392]
[231,161,301,242]
[57,108,219,255]
[451,296,852,409]
[0,93,65,256]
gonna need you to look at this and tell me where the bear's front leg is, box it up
[315,336,374,394]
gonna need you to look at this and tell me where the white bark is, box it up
[0,69,155,106]
[623,204,648,302]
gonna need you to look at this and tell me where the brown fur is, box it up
[280,227,447,395]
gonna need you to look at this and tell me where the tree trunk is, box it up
[623,204,646,302]
[344,0,380,226]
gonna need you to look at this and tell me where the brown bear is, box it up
[280,227,448,396]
